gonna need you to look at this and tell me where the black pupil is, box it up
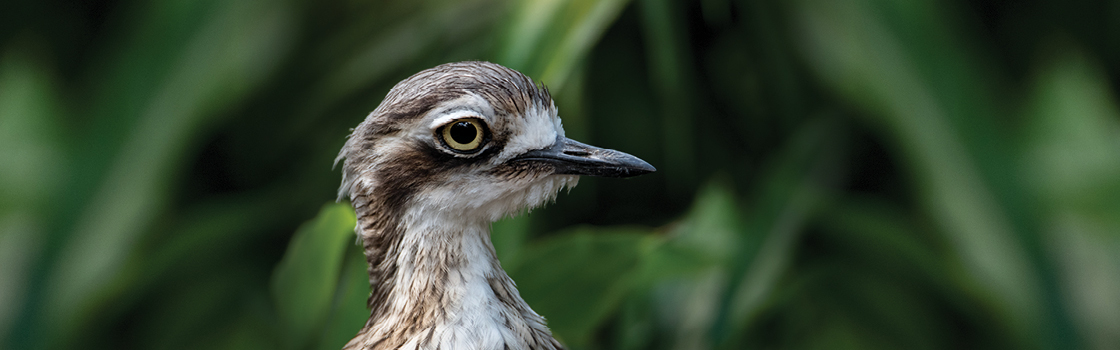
[449,122,477,145]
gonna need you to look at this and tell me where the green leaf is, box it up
[499,0,632,89]
[718,118,838,340]
[794,0,1043,341]
[509,226,658,348]
[1024,50,1120,218]
[271,203,357,348]
[44,0,295,336]
[314,245,373,350]
[0,50,61,343]
[1024,51,1120,350]
[0,50,65,212]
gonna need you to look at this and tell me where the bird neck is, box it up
[346,196,562,350]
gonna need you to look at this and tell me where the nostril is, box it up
[563,149,591,156]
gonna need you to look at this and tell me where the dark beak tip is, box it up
[623,168,655,178]
[599,157,655,178]
[630,161,656,176]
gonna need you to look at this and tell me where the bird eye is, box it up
[439,118,487,153]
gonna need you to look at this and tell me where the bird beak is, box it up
[512,136,656,178]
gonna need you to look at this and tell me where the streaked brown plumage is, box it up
[336,61,653,350]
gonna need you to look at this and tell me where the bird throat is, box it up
[344,192,563,350]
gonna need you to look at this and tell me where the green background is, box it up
[2,0,1120,349]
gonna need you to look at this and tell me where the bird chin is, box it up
[483,174,579,222]
[400,173,580,229]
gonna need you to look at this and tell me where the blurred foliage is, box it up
[3,0,1120,349]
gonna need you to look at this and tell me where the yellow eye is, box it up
[439,118,486,152]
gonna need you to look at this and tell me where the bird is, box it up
[335,61,655,350]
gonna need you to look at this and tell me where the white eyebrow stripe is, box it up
[428,94,494,130]
[430,110,486,130]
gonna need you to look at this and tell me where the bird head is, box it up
[337,61,654,224]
